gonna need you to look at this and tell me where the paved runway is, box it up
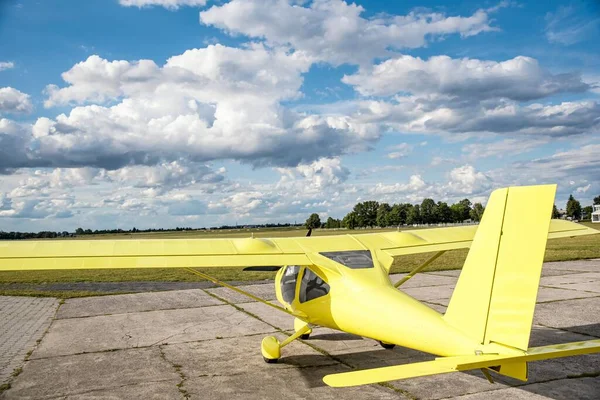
[1,259,599,399]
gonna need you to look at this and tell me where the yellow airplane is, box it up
[1,184,599,387]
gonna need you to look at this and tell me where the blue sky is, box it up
[0,0,599,231]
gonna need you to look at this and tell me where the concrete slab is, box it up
[533,297,600,338]
[391,369,513,400]
[535,286,598,303]
[2,347,180,400]
[556,282,600,293]
[61,381,183,400]
[163,334,337,376]
[206,283,277,304]
[0,297,59,386]
[400,284,454,303]
[236,301,295,330]
[31,305,276,359]
[183,364,407,400]
[539,268,584,277]
[543,259,600,273]
[426,270,461,277]
[57,289,223,319]
[447,377,600,400]
[540,272,600,286]
[388,273,458,288]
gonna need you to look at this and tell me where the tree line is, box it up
[307,193,600,230]
[305,198,485,229]
[0,223,302,240]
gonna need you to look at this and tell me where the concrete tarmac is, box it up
[1,259,599,399]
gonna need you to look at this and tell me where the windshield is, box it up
[280,265,301,304]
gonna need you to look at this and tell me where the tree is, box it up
[583,205,593,220]
[75,228,84,235]
[305,213,321,229]
[376,203,392,227]
[342,211,358,229]
[566,194,582,220]
[552,204,560,219]
[450,199,472,222]
[353,201,379,228]
[406,204,421,225]
[435,201,452,223]
[420,198,437,224]
[450,203,463,222]
[324,217,341,229]
[458,199,472,221]
[470,203,485,222]
[594,195,600,205]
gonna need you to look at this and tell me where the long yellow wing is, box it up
[0,220,595,271]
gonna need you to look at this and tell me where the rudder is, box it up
[444,184,556,352]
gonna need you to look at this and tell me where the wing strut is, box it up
[394,251,446,288]
[182,267,294,316]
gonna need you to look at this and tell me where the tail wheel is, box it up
[379,341,396,349]
[300,333,310,340]
[263,357,278,364]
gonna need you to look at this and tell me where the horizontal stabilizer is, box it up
[548,219,599,239]
[323,339,600,387]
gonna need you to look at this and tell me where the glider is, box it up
[1,184,599,387]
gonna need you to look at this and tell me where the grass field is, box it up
[1,222,598,298]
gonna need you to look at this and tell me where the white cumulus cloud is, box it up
[200,0,501,65]
[0,87,33,114]
[119,0,207,10]
[343,55,589,100]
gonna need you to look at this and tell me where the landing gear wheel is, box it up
[300,333,310,340]
[261,336,281,363]
[379,341,396,349]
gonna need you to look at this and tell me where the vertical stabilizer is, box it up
[444,185,556,352]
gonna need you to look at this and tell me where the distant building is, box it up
[592,204,600,223]
[557,209,567,220]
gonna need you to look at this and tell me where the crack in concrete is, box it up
[158,345,190,399]
[55,301,227,320]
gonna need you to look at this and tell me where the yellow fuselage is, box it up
[275,262,479,358]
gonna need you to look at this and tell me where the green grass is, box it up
[1,223,598,298]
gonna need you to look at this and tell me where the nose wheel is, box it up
[261,336,281,363]
[261,319,313,364]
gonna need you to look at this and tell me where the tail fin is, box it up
[444,184,556,352]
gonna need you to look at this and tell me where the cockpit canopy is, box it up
[280,265,330,305]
